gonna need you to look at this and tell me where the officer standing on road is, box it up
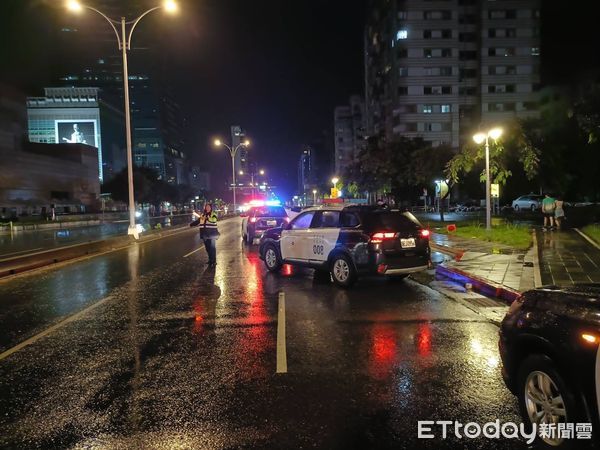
[193,203,219,266]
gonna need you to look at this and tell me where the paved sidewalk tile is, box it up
[538,229,600,285]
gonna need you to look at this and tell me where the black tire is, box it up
[246,231,254,245]
[330,253,357,288]
[263,244,282,272]
[516,354,589,449]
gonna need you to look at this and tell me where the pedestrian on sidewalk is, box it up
[554,195,565,230]
[192,203,220,266]
[541,193,556,231]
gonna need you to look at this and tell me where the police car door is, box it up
[280,211,315,262]
[308,210,341,264]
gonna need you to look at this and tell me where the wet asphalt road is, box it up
[0,218,525,449]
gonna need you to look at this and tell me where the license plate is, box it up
[267,220,276,226]
[400,238,416,248]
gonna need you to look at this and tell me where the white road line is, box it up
[574,228,600,251]
[0,247,44,258]
[183,245,204,258]
[276,291,288,374]
[0,293,114,362]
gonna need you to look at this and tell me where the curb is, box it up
[435,264,521,304]
[429,242,465,261]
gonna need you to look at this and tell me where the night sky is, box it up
[1,1,598,199]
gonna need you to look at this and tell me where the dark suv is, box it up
[259,205,431,287]
[499,284,600,448]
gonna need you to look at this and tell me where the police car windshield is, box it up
[254,206,287,217]
[362,211,421,231]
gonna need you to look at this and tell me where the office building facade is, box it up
[365,0,541,147]
[27,87,127,182]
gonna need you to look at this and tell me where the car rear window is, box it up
[362,211,421,231]
[254,206,287,217]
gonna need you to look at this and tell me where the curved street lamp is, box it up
[473,127,503,231]
[66,0,178,239]
[213,138,250,213]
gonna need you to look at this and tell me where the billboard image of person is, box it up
[55,120,97,147]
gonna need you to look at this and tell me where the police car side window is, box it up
[290,212,315,230]
[340,212,360,228]
[313,211,340,228]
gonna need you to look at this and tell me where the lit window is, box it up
[423,105,433,113]
[531,47,540,56]
[397,29,408,40]
[441,104,451,113]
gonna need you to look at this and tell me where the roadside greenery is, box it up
[419,219,532,250]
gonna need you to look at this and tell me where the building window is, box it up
[488,47,515,57]
[399,67,408,77]
[459,32,476,42]
[459,13,477,24]
[440,67,452,76]
[423,105,433,113]
[398,86,408,95]
[531,47,540,56]
[397,48,408,58]
[424,10,451,20]
[459,50,477,60]
[441,104,451,113]
[459,87,477,95]
[398,11,408,20]
[459,68,477,79]
[397,29,408,40]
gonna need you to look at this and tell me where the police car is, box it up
[259,204,431,287]
[241,202,289,245]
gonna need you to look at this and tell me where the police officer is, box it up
[193,203,219,266]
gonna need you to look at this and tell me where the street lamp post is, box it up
[214,138,250,213]
[312,189,317,205]
[473,127,503,231]
[66,0,178,239]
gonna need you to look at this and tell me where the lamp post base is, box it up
[128,225,140,240]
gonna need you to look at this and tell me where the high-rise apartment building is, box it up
[365,0,541,147]
[334,95,366,175]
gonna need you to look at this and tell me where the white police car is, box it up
[259,204,431,287]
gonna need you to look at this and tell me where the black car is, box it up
[499,284,600,448]
[241,205,289,245]
[258,205,431,287]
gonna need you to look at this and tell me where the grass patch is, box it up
[421,220,532,250]
[582,224,600,245]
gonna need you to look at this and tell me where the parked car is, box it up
[259,204,431,287]
[499,284,600,448]
[241,204,289,245]
[511,194,543,212]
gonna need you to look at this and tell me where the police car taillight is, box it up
[420,229,430,238]
[371,232,396,243]
[250,217,257,223]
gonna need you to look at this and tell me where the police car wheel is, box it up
[264,245,282,272]
[330,254,356,287]
[517,354,586,449]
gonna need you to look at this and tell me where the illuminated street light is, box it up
[66,0,178,239]
[312,189,317,205]
[213,138,251,213]
[331,177,339,186]
[259,169,265,176]
[473,127,503,231]
[239,170,244,176]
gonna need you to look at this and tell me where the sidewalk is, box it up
[537,229,600,285]
[432,232,529,303]
[433,226,600,303]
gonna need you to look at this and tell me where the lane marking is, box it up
[276,291,288,374]
[575,228,600,251]
[0,293,114,362]
[0,247,44,258]
[183,245,204,258]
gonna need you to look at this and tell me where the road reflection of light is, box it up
[470,338,500,371]
[237,252,271,380]
[369,324,397,380]
[416,323,432,357]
